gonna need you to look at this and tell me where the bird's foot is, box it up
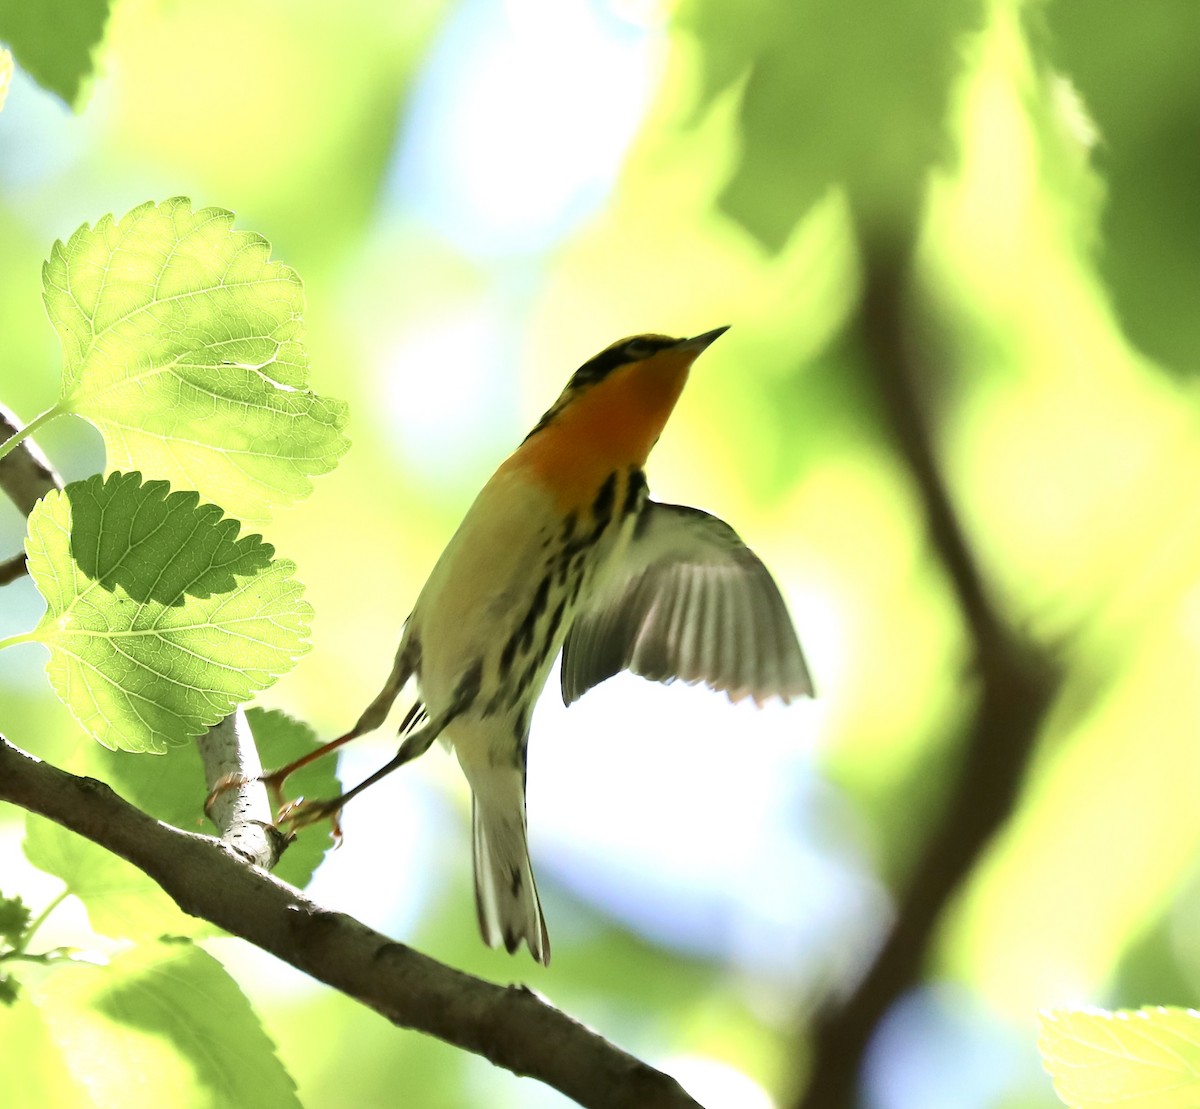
[276,796,345,847]
[204,766,292,819]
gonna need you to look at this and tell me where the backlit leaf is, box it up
[1039,1006,1200,1108]
[24,471,311,752]
[43,198,349,521]
[24,815,195,941]
[33,941,300,1109]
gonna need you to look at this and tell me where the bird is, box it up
[244,327,813,964]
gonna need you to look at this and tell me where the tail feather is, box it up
[467,769,550,966]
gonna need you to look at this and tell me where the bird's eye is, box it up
[623,339,655,360]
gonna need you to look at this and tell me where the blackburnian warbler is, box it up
[258,328,812,964]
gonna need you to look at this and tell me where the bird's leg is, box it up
[203,649,417,822]
[203,725,368,822]
[279,656,479,837]
[277,706,453,834]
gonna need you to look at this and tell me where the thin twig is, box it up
[0,552,28,585]
[794,229,1059,1107]
[195,710,287,869]
[0,735,702,1109]
[0,403,62,587]
[0,404,61,513]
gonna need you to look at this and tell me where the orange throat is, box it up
[507,353,693,509]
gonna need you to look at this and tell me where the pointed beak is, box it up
[677,326,730,352]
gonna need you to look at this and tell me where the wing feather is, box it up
[561,501,813,705]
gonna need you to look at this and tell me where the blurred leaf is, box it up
[33,940,300,1109]
[43,197,350,520]
[1111,911,1198,1013]
[0,893,32,947]
[1035,1,1200,373]
[24,815,195,941]
[0,47,12,111]
[0,993,89,1106]
[93,741,210,833]
[1039,1007,1200,1108]
[0,0,111,107]
[244,708,338,889]
[681,0,984,249]
[23,471,311,752]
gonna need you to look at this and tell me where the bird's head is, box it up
[520,327,729,463]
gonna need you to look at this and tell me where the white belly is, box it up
[409,470,561,713]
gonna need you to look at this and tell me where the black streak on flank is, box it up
[570,550,587,582]
[550,474,620,582]
[499,637,517,680]
[500,575,554,703]
[510,866,523,897]
[508,657,539,710]
[560,510,577,541]
[545,598,566,644]
[622,468,647,520]
[591,471,617,529]
[556,533,591,581]
[519,577,551,654]
[454,658,484,712]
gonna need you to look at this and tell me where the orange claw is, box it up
[204,772,252,818]
[277,796,345,847]
[205,767,298,822]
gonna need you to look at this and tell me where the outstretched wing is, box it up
[560,502,813,706]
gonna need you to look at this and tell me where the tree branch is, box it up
[0,735,701,1109]
[195,710,287,869]
[0,404,61,513]
[0,404,62,582]
[794,229,1060,1106]
[0,551,29,585]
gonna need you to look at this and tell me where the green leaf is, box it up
[44,198,349,521]
[0,994,89,1105]
[0,893,32,947]
[23,471,311,752]
[24,815,196,941]
[90,741,210,833]
[681,0,984,249]
[1039,1006,1200,1108]
[0,0,111,107]
[244,708,339,888]
[33,940,300,1109]
[1035,1,1200,374]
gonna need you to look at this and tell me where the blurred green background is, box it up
[4,0,1200,1105]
